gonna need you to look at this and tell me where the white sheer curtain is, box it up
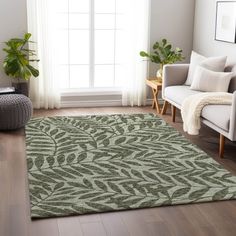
[27,0,60,109]
[122,0,150,106]
[27,0,149,108]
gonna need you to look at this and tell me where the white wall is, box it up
[193,0,236,64]
[0,0,27,87]
[149,0,196,77]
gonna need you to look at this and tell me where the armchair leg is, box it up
[161,100,169,115]
[171,105,176,122]
[219,134,225,158]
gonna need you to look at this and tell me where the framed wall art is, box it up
[215,1,236,43]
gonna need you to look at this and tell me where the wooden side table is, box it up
[146,78,162,114]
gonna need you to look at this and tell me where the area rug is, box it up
[25,114,236,218]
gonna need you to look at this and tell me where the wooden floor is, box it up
[1,106,236,236]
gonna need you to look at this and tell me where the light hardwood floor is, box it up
[1,106,236,236]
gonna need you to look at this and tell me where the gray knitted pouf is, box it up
[0,94,33,130]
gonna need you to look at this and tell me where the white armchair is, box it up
[161,64,236,158]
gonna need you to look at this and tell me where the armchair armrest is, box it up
[229,91,236,141]
[162,64,189,99]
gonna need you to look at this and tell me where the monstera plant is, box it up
[3,33,39,96]
[140,39,184,80]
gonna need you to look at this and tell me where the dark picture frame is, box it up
[215,1,236,43]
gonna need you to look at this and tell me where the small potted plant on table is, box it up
[140,39,184,82]
[2,33,39,96]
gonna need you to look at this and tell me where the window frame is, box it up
[57,0,123,92]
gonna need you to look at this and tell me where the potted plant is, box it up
[140,39,184,82]
[3,33,39,96]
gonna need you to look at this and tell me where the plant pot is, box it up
[12,82,29,97]
[156,69,162,78]
[156,64,164,83]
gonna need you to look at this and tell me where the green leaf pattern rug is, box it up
[25,114,236,218]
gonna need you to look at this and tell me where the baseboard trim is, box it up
[61,99,157,108]
[61,100,122,108]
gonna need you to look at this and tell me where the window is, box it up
[54,0,126,91]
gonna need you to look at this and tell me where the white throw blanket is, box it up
[181,92,232,135]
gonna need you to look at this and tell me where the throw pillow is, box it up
[185,51,227,85]
[190,66,233,92]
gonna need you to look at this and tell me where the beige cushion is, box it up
[190,66,233,92]
[185,51,227,85]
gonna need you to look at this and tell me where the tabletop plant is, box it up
[140,39,184,79]
[3,33,39,82]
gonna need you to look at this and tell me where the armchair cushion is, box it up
[165,85,201,107]
[201,105,231,131]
